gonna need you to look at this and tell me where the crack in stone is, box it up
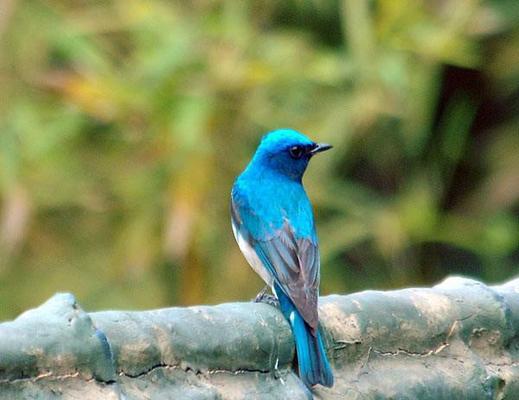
[0,371,81,385]
[117,363,275,380]
[0,364,282,386]
[333,339,362,350]
[118,363,176,379]
[371,344,450,358]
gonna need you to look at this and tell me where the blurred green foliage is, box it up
[0,0,518,319]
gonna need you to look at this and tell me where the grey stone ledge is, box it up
[0,276,518,399]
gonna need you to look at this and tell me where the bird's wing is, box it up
[231,196,320,333]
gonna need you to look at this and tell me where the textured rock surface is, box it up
[0,276,518,399]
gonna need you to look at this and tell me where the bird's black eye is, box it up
[289,145,305,159]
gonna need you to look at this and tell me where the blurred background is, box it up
[0,0,518,320]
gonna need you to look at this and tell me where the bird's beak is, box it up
[309,143,333,155]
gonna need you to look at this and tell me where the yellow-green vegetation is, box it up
[0,1,517,319]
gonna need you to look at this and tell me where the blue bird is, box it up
[231,129,334,388]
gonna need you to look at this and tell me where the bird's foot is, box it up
[257,293,279,307]
[254,286,279,307]
[254,285,269,301]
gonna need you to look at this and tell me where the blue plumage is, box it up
[275,283,334,388]
[231,129,334,388]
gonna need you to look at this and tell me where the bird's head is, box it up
[251,129,332,180]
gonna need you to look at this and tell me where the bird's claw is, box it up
[254,288,279,307]
[254,285,268,301]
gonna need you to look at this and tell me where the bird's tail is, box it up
[275,284,334,388]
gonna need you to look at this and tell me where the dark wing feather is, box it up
[253,222,320,334]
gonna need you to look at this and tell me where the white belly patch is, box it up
[232,221,273,287]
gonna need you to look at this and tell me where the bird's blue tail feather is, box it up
[275,284,334,388]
